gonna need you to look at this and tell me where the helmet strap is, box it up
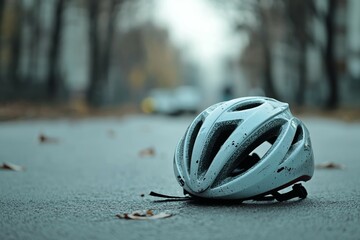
[269,183,308,202]
[149,191,191,200]
[149,183,307,202]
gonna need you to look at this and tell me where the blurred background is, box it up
[0,0,359,118]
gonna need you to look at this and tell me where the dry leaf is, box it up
[0,163,25,171]
[116,210,172,220]
[139,147,155,157]
[315,162,344,169]
[39,134,59,144]
[107,130,116,138]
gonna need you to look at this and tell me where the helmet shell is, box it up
[173,97,314,200]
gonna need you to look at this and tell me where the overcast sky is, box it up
[152,0,246,104]
[153,0,244,64]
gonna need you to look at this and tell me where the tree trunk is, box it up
[87,0,124,106]
[296,41,307,106]
[100,0,121,85]
[86,0,101,106]
[324,0,338,109]
[259,7,278,99]
[284,0,309,106]
[47,0,66,100]
[0,0,5,83]
[0,0,4,25]
[9,1,24,90]
[28,0,42,84]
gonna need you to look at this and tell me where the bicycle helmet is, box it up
[173,96,314,201]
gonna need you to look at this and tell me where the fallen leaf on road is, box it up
[38,134,59,144]
[107,129,116,138]
[116,209,172,220]
[139,147,155,157]
[315,162,344,169]
[0,163,25,171]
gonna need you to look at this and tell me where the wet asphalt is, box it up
[0,115,359,240]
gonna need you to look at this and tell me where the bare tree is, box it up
[86,0,101,105]
[324,0,338,109]
[47,0,67,100]
[283,0,314,106]
[8,0,24,88]
[213,0,279,99]
[27,0,42,84]
[0,0,4,25]
[86,0,124,106]
[100,0,123,85]
[257,3,278,99]
[306,0,340,109]
[0,0,5,84]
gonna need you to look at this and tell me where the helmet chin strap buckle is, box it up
[271,183,308,202]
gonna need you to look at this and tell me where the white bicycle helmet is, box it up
[173,97,314,201]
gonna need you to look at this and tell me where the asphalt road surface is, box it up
[0,115,359,240]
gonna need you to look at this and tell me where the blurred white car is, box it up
[141,86,201,115]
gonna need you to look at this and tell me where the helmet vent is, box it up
[291,125,303,145]
[187,119,203,171]
[229,140,272,177]
[211,120,284,187]
[250,141,272,159]
[198,122,238,175]
[282,124,304,163]
[231,124,282,175]
[231,102,263,112]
